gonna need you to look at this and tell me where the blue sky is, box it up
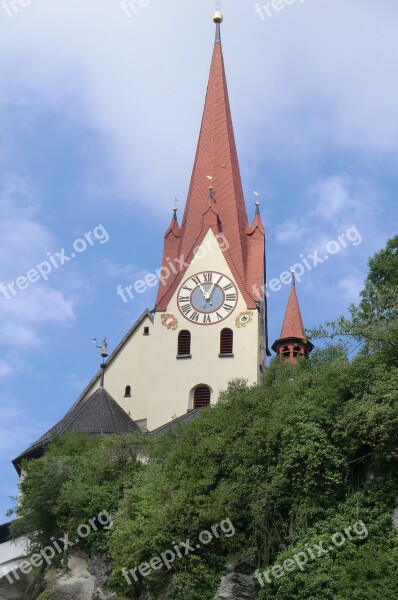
[0,0,397,520]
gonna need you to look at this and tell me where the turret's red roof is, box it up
[279,276,305,340]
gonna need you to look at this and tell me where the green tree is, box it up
[14,236,398,599]
[11,433,146,557]
[309,235,398,365]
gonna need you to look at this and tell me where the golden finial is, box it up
[213,3,223,44]
[214,1,223,23]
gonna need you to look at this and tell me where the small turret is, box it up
[272,272,314,363]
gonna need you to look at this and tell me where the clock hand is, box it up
[198,283,208,299]
[206,283,216,300]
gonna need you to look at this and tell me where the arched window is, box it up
[293,345,301,357]
[193,386,211,409]
[282,346,290,358]
[178,330,191,356]
[124,385,131,397]
[220,328,233,355]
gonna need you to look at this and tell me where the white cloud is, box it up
[0,395,49,460]
[0,175,75,353]
[275,220,309,244]
[273,173,387,318]
[338,275,363,304]
[65,373,91,391]
[311,176,354,222]
[0,1,396,218]
[276,174,384,256]
[0,360,13,378]
[102,258,146,281]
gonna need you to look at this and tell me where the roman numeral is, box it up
[178,296,189,303]
[216,312,223,320]
[182,285,193,292]
[216,275,223,285]
[223,303,233,312]
[190,311,200,322]
[203,272,213,282]
[192,276,201,286]
[181,303,192,315]
[203,314,212,324]
[226,293,236,302]
[223,283,234,291]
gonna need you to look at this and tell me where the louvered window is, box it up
[178,330,191,356]
[282,346,290,358]
[194,386,211,409]
[220,328,233,355]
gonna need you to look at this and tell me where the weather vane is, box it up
[93,338,108,359]
[92,338,109,387]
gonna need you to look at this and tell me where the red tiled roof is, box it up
[156,33,265,311]
[279,277,305,340]
[156,210,182,305]
[246,211,265,300]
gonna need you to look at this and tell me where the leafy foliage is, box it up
[309,235,398,365]
[14,237,398,599]
[11,433,146,558]
[107,343,398,598]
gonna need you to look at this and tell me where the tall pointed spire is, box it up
[156,9,263,311]
[179,9,249,275]
[272,273,314,362]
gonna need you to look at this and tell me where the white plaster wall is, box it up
[93,316,153,422]
[147,230,261,430]
[0,537,29,578]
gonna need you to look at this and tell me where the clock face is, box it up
[177,271,238,325]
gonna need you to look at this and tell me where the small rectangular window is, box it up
[220,328,233,355]
[178,330,191,356]
[143,327,150,336]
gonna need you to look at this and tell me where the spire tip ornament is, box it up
[213,10,223,24]
[213,3,223,44]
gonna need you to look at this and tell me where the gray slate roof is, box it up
[12,309,155,474]
[11,309,206,472]
[12,387,141,474]
[148,409,202,436]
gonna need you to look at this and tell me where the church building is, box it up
[12,10,312,473]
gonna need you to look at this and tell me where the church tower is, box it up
[146,10,269,429]
[14,10,270,446]
[271,272,313,363]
